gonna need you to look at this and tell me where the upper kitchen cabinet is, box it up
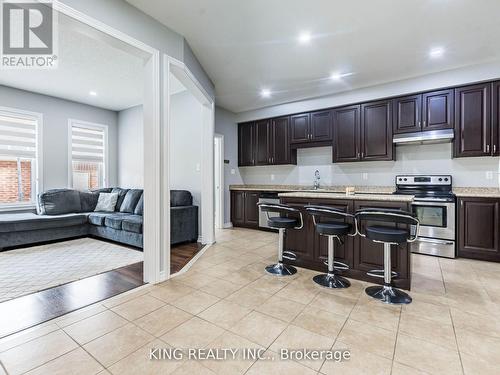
[333,105,361,162]
[238,122,255,166]
[271,116,294,165]
[492,81,500,156]
[393,94,422,134]
[290,110,332,145]
[254,119,271,165]
[360,100,394,161]
[422,89,454,131]
[454,83,491,158]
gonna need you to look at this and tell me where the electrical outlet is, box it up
[230,169,236,175]
[486,171,494,180]
[270,174,275,181]
[196,163,201,172]
[362,173,368,180]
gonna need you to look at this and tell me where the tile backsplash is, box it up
[239,143,500,188]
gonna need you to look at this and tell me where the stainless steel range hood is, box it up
[393,129,454,145]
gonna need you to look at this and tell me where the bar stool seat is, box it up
[366,225,409,243]
[268,217,299,229]
[316,223,350,236]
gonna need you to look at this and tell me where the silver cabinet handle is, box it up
[486,144,490,153]
[423,120,426,127]
[418,121,421,127]
[357,152,360,159]
[494,145,497,154]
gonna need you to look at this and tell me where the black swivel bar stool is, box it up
[257,202,303,276]
[305,205,356,288]
[355,208,419,304]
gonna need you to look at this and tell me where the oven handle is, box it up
[412,201,454,207]
[416,238,455,246]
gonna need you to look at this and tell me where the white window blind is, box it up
[0,111,38,158]
[71,124,105,162]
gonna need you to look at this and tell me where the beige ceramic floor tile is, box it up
[83,323,153,367]
[275,279,320,304]
[398,312,457,350]
[247,275,290,294]
[199,278,242,298]
[63,310,128,344]
[0,323,60,352]
[391,361,433,375]
[161,317,225,349]
[147,281,195,303]
[225,285,273,309]
[55,304,107,328]
[171,360,216,375]
[270,325,334,371]
[350,301,401,332]
[198,300,251,329]
[134,304,193,337]
[454,327,500,365]
[460,351,500,375]
[174,273,219,289]
[291,305,346,339]
[111,294,165,321]
[246,354,317,375]
[0,330,78,375]
[401,298,452,325]
[255,295,306,323]
[24,348,103,375]
[170,290,220,315]
[321,341,392,375]
[451,307,500,338]
[102,288,151,308]
[229,311,287,348]
[337,319,397,360]
[309,292,356,317]
[394,333,462,375]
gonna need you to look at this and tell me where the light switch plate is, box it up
[271,174,275,181]
[230,169,236,175]
[362,173,368,180]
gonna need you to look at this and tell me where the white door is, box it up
[214,135,224,229]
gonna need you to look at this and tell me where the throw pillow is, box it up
[94,193,119,212]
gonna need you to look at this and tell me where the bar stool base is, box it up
[365,285,412,305]
[265,263,297,276]
[313,273,350,289]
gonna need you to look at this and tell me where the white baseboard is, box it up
[223,222,233,229]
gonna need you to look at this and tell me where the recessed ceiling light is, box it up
[89,91,97,96]
[298,32,312,44]
[260,89,271,98]
[429,47,445,58]
[330,72,354,81]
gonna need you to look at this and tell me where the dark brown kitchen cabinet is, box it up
[492,81,500,156]
[332,105,361,162]
[290,113,310,143]
[290,111,332,144]
[254,120,271,165]
[454,83,491,158]
[422,89,454,131]
[361,100,393,161]
[238,122,255,166]
[231,191,259,229]
[271,116,292,164]
[393,94,422,134]
[458,197,500,262]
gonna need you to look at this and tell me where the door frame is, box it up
[214,133,225,229]
[53,2,164,283]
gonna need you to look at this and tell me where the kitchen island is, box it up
[278,191,414,290]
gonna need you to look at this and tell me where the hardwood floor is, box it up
[171,242,205,274]
[0,262,144,338]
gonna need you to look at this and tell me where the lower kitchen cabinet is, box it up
[458,197,500,261]
[231,191,259,229]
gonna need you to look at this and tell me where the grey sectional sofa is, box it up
[0,188,199,251]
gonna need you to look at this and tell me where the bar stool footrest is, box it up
[366,269,398,279]
[282,251,297,261]
[323,260,349,271]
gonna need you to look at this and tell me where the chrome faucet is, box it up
[313,170,320,190]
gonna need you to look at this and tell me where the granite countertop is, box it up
[453,187,500,198]
[278,191,414,202]
[229,184,395,194]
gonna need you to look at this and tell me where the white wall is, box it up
[170,90,203,226]
[0,85,119,190]
[240,145,500,188]
[118,105,143,188]
[214,107,244,224]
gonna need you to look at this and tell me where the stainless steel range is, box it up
[395,175,456,258]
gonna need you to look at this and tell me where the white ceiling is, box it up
[0,13,146,111]
[127,0,500,113]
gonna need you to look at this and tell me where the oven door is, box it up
[411,200,455,240]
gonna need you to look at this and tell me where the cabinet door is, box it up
[360,100,393,161]
[231,191,245,226]
[333,105,360,162]
[254,120,271,165]
[310,110,332,142]
[454,83,491,157]
[422,89,454,131]
[458,198,500,261]
[492,81,500,156]
[244,192,260,227]
[283,203,315,262]
[393,94,422,134]
[271,116,290,165]
[238,123,255,166]
[290,113,310,143]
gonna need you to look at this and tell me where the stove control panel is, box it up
[396,175,452,186]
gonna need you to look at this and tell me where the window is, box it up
[69,120,107,191]
[0,107,42,207]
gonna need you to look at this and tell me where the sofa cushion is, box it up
[120,189,143,213]
[0,213,88,233]
[79,191,100,212]
[88,212,109,226]
[171,190,193,207]
[134,194,144,215]
[122,215,143,233]
[94,193,118,212]
[111,188,129,211]
[104,213,130,230]
[38,189,82,215]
